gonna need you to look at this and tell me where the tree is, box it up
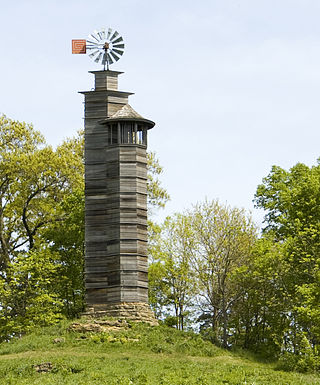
[149,214,195,330]
[229,237,291,355]
[0,115,84,328]
[147,151,170,212]
[189,199,257,348]
[254,160,320,364]
[44,189,85,318]
[255,162,320,240]
[0,115,44,268]
[148,221,169,319]
[0,115,84,269]
[0,248,63,341]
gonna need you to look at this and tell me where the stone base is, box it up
[82,302,158,326]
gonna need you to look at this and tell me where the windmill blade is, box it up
[93,30,102,40]
[112,48,124,56]
[88,33,99,43]
[87,38,101,45]
[110,30,119,42]
[113,43,125,49]
[107,53,114,64]
[86,44,102,50]
[107,28,112,39]
[94,52,103,63]
[110,50,120,62]
[112,36,123,45]
[89,50,100,58]
[97,28,106,40]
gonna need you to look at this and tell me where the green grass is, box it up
[0,320,319,384]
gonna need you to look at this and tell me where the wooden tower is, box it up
[80,70,156,322]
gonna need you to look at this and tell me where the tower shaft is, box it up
[81,71,154,319]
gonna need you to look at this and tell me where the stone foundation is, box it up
[83,302,158,326]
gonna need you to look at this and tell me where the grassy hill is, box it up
[0,319,320,385]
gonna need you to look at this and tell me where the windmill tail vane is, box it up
[72,28,125,70]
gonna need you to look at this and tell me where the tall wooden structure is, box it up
[81,70,156,321]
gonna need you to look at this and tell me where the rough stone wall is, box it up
[83,302,158,326]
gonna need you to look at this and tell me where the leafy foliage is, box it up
[0,115,84,269]
[254,160,320,369]
[255,161,320,239]
[0,249,63,341]
[149,200,257,346]
[229,237,290,355]
[189,200,257,347]
[0,115,84,334]
[44,189,85,318]
[149,214,195,329]
[147,151,170,212]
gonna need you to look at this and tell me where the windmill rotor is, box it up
[86,28,125,70]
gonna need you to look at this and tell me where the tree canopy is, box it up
[253,160,320,369]
[2,114,320,373]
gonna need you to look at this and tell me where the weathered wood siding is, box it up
[82,70,149,308]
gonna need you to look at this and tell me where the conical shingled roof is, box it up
[103,104,155,129]
[111,104,144,119]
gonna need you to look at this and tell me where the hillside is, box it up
[0,319,319,385]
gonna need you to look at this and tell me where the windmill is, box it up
[72,28,125,70]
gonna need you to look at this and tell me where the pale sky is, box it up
[1,0,320,227]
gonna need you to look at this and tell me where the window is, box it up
[107,122,147,145]
[121,122,134,143]
[108,124,118,144]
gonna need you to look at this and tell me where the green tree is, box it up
[255,162,320,239]
[147,151,170,212]
[0,115,83,268]
[148,221,169,319]
[149,214,195,330]
[230,237,291,355]
[44,189,85,318]
[0,115,44,268]
[254,160,320,365]
[0,248,63,341]
[0,115,84,326]
[190,199,257,348]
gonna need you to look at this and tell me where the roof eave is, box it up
[100,117,155,129]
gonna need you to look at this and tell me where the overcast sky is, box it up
[1,0,320,226]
